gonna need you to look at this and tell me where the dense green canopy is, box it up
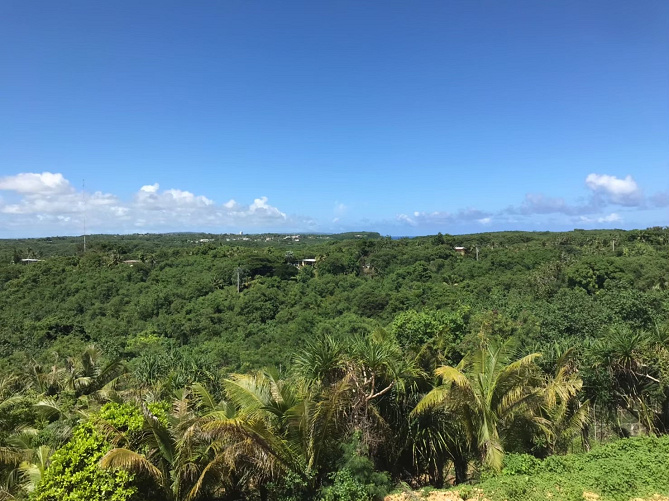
[0,228,667,500]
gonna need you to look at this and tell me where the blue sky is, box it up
[0,0,667,237]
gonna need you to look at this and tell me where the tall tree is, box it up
[413,340,543,472]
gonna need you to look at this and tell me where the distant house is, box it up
[122,260,142,266]
[297,258,317,269]
[454,247,466,256]
[20,258,43,264]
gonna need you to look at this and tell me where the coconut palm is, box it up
[413,340,544,472]
[27,347,126,399]
[100,382,306,501]
[0,377,30,497]
[211,370,314,483]
[291,331,424,487]
[539,346,590,455]
[64,346,127,397]
[0,427,54,501]
[99,391,217,501]
[589,324,669,435]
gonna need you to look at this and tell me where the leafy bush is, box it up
[32,403,148,501]
[478,436,669,501]
[320,469,370,501]
[31,423,138,501]
[319,434,391,501]
[501,453,541,476]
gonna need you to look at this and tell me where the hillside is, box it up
[0,228,668,501]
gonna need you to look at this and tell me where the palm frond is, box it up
[33,398,62,419]
[100,448,164,483]
[434,365,472,390]
[0,487,17,501]
[412,386,451,416]
[223,374,270,418]
[0,395,23,411]
[483,436,504,471]
[142,406,176,465]
[191,382,217,411]
[0,447,23,466]
[184,454,231,501]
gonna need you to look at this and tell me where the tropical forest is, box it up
[0,228,668,501]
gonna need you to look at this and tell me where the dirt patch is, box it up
[385,488,487,501]
[385,491,463,501]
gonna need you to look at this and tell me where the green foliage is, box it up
[500,453,541,476]
[319,435,391,501]
[391,310,449,347]
[30,403,151,501]
[96,403,145,433]
[476,436,669,500]
[320,469,371,501]
[0,229,668,501]
[0,229,667,377]
[31,423,138,501]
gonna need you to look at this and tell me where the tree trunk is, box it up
[453,455,468,485]
[660,388,669,433]
[259,483,268,501]
[581,422,591,452]
[433,457,445,489]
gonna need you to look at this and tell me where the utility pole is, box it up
[475,246,479,261]
[235,266,243,293]
[612,239,615,253]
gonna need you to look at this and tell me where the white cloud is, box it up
[585,173,642,206]
[578,212,623,224]
[164,189,213,207]
[598,213,622,223]
[140,183,160,193]
[520,194,573,215]
[505,173,645,218]
[397,214,416,226]
[0,188,117,216]
[248,197,287,219]
[0,172,294,234]
[0,172,74,195]
[134,184,214,213]
[397,208,492,227]
[505,193,597,216]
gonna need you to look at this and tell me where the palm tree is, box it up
[99,392,216,501]
[413,340,544,473]
[63,346,127,397]
[590,325,669,435]
[294,332,419,457]
[100,383,306,501]
[0,426,54,500]
[27,347,126,400]
[409,407,472,486]
[291,331,424,489]
[28,358,67,396]
[533,344,589,455]
[208,370,315,491]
